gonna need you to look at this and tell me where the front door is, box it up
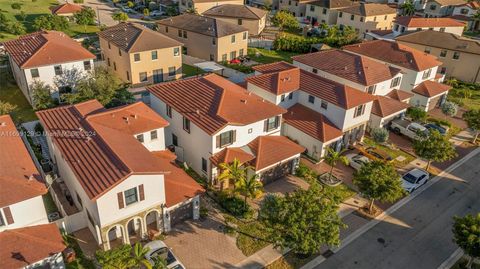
[153,69,163,83]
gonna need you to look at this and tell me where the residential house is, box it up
[424,0,466,17]
[392,16,466,36]
[396,30,480,83]
[246,61,375,159]
[3,31,95,105]
[305,0,359,25]
[336,3,397,38]
[451,1,480,31]
[157,14,248,62]
[98,23,183,86]
[344,40,450,111]
[50,2,83,18]
[387,0,426,10]
[147,73,305,186]
[36,100,204,250]
[203,4,268,35]
[178,0,244,14]
[278,0,318,17]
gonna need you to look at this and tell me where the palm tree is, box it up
[217,158,246,190]
[322,148,349,183]
[235,174,263,209]
[401,0,416,16]
[129,243,152,269]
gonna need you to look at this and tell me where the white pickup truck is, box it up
[390,119,428,140]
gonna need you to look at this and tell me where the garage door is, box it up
[170,202,193,226]
[261,161,293,185]
[429,95,443,111]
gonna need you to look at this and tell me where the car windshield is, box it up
[150,248,176,265]
[353,156,367,165]
[403,173,418,184]
[171,265,184,269]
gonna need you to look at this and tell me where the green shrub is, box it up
[406,107,427,122]
[371,127,389,143]
[216,192,253,218]
[295,163,317,182]
[427,117,452,127]
[221,61,254,74]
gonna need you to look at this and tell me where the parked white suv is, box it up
[345,153,370,171]
[401,168,429,193]
[144,241,185,269]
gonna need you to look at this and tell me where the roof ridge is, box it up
[17,32,49,68]
[7,228,64,249]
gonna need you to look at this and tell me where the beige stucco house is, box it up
[178,0,244,14]
[157,14,248,62]
[98,23,183,86]
[203,4,267,35]
[336,3,397,38]
[424,0,465,17]
[278,0,318,17]
[305,0,359,25]
[396,30,480,83]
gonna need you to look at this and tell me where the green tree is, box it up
[452,213,480,269]
[441,101,458,118]
[260,183,344,255]
[11,3,22,10]
[74,7,96,33]
[112,12,129,23]
[406,106,428,122]
[353,161,404,213]
[165,4,179,16]
[401,0,415,16]
[463,109,480,143]
[217,158,246,189]
[33,15,69,31]
[96,244,133,269]
[19,11,27,21]
[143,8,150,17]
[321,148,348,183]
[4,21,26,35]
[185,7,198,14]
[0,101,17,115]
[413,130,457,171]
[31,81,56,110]
[127,1,135,8]
[371,127,389,144]
[235,174,263,209]
[130,243,152,269]
[105,84,135,108]
[272,10,299,31]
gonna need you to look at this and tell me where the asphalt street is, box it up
[316,151,480,269]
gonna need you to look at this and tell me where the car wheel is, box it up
[410,187,416,193]
[393,128,401,135]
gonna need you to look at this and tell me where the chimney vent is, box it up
[0,122,6,127]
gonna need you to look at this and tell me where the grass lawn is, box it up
[324,183,356,201]
[447,85,480,110]
[236,220,271,256]
[247,48,300,64]
[64,24,101,38]
[42,193,59,214]
[363,137,416,167]
[182,64,205,78]
[0,68,37,123]
[266,252,317,269]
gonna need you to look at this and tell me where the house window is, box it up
[401,26,405,32]
[238,19,243,25]
[134,53,140,62]
[430,4,436,10]
[281,94,285,101]
[231,35,236,43]
[460,8,468,14]
[390,77,401,88]
[367,85,376,94]
[422,68,432,79]
[339,12,343,17]
[152,51,158,60]
[30,68,39,78]
[312,68,318,74]
[168,66,176,76]
[201,158,207,172]
[108,42,111,49]
[265,116,279,131]
[124,187,138,206]
[139,72,148,82]
[83,61,91,71]
[360,17,364,22]
[172,133,178,146]
[183,47,188,55]
[239,49,244,56]
[394,24,399,31]
[212,38,216,45]
[321,100,328,109]
[322,8,327,14]
[310,5,314,11]
[424,47,431,54]
[118,49,122,56]
[166,104,172,118]
[350,14,354,20]
[113,62,117,71]
[178,29,182,37]
[107,58,111,66]
[439,27,445,32]
[230,51,237,60]
[183,117,190,133]
[151,130,158,140]
[440,67,447,74]
[243,32,247,40]
[126,71,130,81]
[288,92,293,99]
[308,95,315,103]
[373,16,377,22]
[218,130,234,147]
[210,54,215,61]
[440,50,447,57]
[174,47,180,56]
[54,65,62,75]
[354,104,365,118]
[0,211,4,226]
[384,15,387,20]
[136,134,144,142]
[166,26,169,32]
[183,31,187,38]
[453,52,460,60]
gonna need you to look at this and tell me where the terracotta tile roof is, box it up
[394,16,466,27]
[147,74,286,135]
[50,2,83,15]
[246,67,300,95]
[157,14,247,38]
[371,95,410,117]
[252,61,298,73]
[0,223,65,269]
[386,89,414,101]
[3,31,95,68]
[98,22,182,53]
[203,4,267,20]
[292,50,401,86]
[0,115,46,208]
[247,136,305,171]
[343,40,442,71]
[283,104,343,142]
[36,101,172,200]
[210,147,255,167]
[412,80,451,97]
[396,30,480,55]
[310,0,359,9]
[338,3,396,16]
[430,0,466,7]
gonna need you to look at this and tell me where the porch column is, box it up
[192,196,200,220]
[123,224,130,245]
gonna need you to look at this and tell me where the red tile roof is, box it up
[210,147,255,167]
[386,89,414,101]
[251,62,375,109]
[0,223,65,269]
[343,40,442,71]
[0,115,46,208]
[147,74,286,135]
[36,101,172,200]
[412,80,451,97]
[371,95,410,117]
[292,50,402,86]
[283,104,343,142]
[3,31,95,68]
[246,67,300,95]
[50,2,83,15]
[247,136,305,171]
[394,16,466,27]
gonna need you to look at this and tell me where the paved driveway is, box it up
[82,0,118,26]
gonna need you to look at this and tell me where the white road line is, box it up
[437,248,463,269]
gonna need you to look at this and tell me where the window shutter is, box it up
[264,119,268,132]
[232,130,236,143]
[274,116,280,128]
[139,184,145,201]
[3,207,14,224]
[216,135,221,148]
[117,192,124,209]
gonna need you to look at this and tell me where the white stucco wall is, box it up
[134,127,166,152]
[393,25,464,36]
[24,252,64,269]
[246,83,299,109]
[0,196,48,232]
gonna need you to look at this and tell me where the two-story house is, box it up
[3,31,95,105]
[451,1,480,31]
[336,3,397,38]
[278,0,319,17]
[396,30,480,83]
[0,114,66,269]
[305,0,359,25]
[203,4,268,36]
[36,100,203,250]
[392,16,465,36]
[292,49,410,129]
[178,0,244,14]
[344,40,450,111]
[98,23,183,86]
[246,61,375,160]
[147,73,305,186]
[424,0,465,17]
[157,14,248,62]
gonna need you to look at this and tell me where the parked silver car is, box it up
[401,168,429,193]
[144,240,185,269]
